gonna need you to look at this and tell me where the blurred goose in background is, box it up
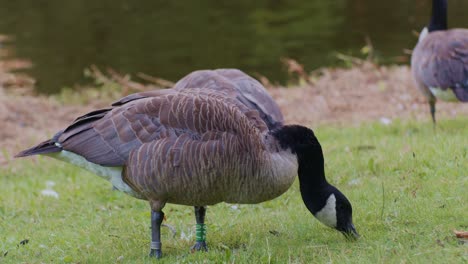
[411,0,468,124]
[16,69,358,258]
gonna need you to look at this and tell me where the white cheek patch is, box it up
[315,194,337,228]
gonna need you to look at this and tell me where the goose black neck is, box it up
[296,141,335,214]
[429,0,447,32]
[271,125,331,213]
[296,143,328,189]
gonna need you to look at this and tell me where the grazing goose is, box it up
[411,0,468,124]
[16,69,359,258]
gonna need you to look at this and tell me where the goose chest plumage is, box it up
[411,0,468,124]
[16,69,358,258]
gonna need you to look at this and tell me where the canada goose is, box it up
[411,0,468,124]
[16,69,359,258]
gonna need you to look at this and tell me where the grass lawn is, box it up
[1,118,467,263]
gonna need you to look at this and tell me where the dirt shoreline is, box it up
[1,61,467,166]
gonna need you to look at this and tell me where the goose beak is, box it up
[342,223,360,240]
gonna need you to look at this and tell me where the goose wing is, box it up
[113,69,284,129]
[174,69,284,129]
[122,97,270,204]
[55,89,267,167]
[412,29,468,101]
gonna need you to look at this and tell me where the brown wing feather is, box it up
[109,69,283,128]
[123,97,266,205]
[111,89,174,106]
[56,89,267,167]
[174,69,284,129]
[17,69,274,167]
[412,29,468,101]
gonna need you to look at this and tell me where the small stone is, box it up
[379,117,392,125]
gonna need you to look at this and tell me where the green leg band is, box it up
[195,223,206,242]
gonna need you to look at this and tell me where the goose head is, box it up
[310,185,358,239]
[272,125,359,239]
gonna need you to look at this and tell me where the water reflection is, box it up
[0,0,466,93]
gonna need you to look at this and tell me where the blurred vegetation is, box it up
[1,0,468,93]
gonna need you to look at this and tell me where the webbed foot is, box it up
[191,241,208,252]
[149,248,162,259]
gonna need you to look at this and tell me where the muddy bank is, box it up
[272,62,467,126]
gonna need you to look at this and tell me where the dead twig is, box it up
[335,53,365,66]
[162,223,177,238]
[454,230,468,239]
[280,57,311,84]
[106,68,147,94]
[137,72,174,88]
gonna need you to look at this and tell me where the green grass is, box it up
[1,118,467,263]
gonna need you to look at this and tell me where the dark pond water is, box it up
[0,0,467,93]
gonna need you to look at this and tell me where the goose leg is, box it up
[429,97,436,126]
[191,206,208,252]
[149,210,164,258]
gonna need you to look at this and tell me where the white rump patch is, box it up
[315,194,337,228]
[429,87,458,101]
[47,148,142,198]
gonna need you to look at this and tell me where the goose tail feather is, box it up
[15,139,62,158]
